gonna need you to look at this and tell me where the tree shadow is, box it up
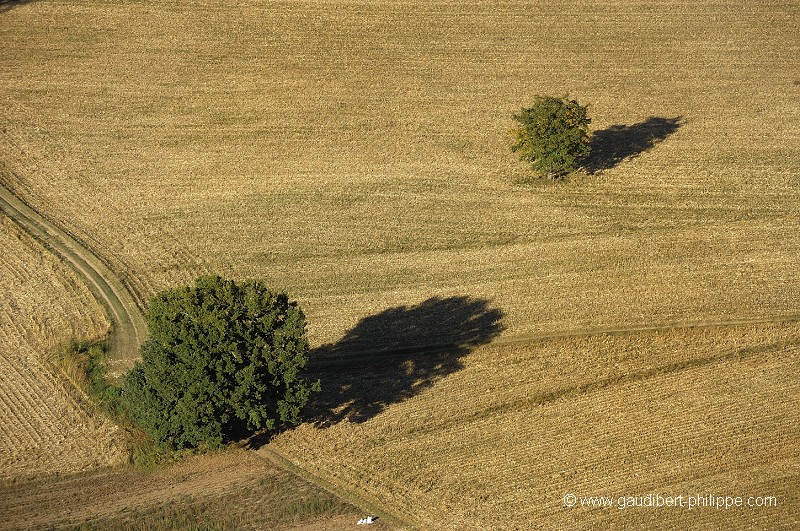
[584,116,683,174]
[305,296,505,427]
[0,0,37,14]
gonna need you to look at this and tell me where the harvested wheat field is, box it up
[272,322,800,528]
[0,216,125,479]
[1,0,798,354]
[1,0,799,528]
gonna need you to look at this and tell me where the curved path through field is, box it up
[4,180,799,374]
[0,183,146,377]
[3,181,799,530]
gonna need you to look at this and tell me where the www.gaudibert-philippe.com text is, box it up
[563,492,778,511]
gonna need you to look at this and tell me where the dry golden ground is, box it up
[0,449,367,530]
[0,0,797,351]
[272,322,800,528]
[0,216,125,479]
[0,0,798,528]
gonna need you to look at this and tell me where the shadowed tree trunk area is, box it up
[0,0,37,14]
[306,296,505,425]
[585,116,684,173]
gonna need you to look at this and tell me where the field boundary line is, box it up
[493,314,800,346]
[310,314,800,367]
[0,182,146,375]
[258,444,418,530]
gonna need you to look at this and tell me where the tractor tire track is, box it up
[310,314,800,368]
[0,183,146,377]
[3,182,798,530]
[258,444,417,530]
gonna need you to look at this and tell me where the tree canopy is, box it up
[123,275,319,449]
[511,95,591,179]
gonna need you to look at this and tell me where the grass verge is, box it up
[50,338,180,469]
[52,338,122,418]
[65,471,355,531]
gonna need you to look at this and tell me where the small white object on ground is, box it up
[357,515,375,525]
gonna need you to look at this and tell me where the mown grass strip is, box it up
[259,444,417,530]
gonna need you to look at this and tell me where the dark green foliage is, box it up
[511,95,591,179]
[123,276,319,449]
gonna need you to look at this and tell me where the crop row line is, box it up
[0,182,146,376]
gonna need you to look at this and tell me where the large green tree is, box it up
[511,95,591,179]
[123,275,319,449]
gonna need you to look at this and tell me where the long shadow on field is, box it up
[0,0,37,14]
[584,116,683,173]
[306,296,504,426]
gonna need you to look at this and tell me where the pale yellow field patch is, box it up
[0,0,798,525]
[273,323,800,528]
[0,217,125,478]
[0,0,797,347]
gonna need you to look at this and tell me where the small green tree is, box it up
[123,275,319,449]
[511,95,591,179]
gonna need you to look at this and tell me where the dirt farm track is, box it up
[1,0,799,528]
[0,183,146,376]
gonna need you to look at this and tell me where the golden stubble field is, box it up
[1,0,799,528]
[1,0,797,350]
[271,322,800,528]
[0,216,125,479]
